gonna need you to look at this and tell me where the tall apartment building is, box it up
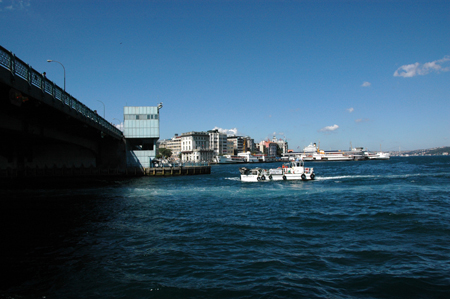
[272,136,288,154]
[208,129,227,156]
[227,136,245,155]
[123,104,162,168]
[259,140,278,157]
[180,131,214,162]
[243,136,255,153]
[157,134,181,158]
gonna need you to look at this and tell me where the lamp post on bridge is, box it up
[97,100,105,118]
[46,59,66,92]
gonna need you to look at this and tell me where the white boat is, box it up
[301,151,353,161]
[239,160,315,182]
[321,153,354,161]
[237,151,260,163]
[301,142,352,161]
[303,143,318,153]
[215,155,246,164]
[367,151,390,160]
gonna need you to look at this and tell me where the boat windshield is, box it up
[291,161,304,167]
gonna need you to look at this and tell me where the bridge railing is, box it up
[0,45,123,138]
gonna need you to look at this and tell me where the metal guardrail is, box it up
[0,45,123,138]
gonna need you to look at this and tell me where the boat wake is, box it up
[225,177,241,181]
[317,173,424,181]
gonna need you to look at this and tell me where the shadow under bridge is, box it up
[0,45,127,178]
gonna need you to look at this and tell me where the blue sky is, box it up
[1,0,449,151]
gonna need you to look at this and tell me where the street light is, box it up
[47,59,66,92]
[97,100,105,118]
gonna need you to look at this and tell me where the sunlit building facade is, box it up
[123,104,162,168]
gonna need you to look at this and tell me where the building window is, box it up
[136,115,139,120]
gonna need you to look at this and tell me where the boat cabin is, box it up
[283,160,304,168]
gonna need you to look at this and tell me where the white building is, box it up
[208,129,227,156]
[272,136,288,154]
[181,131,214,162]
[123,104,162,168]
[158,134,181,159]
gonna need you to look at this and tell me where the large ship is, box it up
[214,155,245,164]
[301,143,354,161]
[282,143,390,161]
[214,152,260,164]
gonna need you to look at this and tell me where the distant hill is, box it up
[396,146,450,156]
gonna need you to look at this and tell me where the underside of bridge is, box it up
[0,74,127,179]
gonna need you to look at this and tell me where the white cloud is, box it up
[319,124,339,132]
[1,0,30,11]
[355,118,369,123]
[115,123,124,132]
[213,126,238,136]
[347,107,354,113]
[361,81,371,87]
[394,56,450,77]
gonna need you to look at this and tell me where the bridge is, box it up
[0,45,129,179]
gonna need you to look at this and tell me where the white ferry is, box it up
[367,151,390,160]
[239,160,315,182]
[215,155,245,164]
[302,142,354,161]
[237,152,260,163]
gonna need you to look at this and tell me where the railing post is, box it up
[10,53,15,75]
[41,73,46,91]
[27,64,32,86]
[52,81,56,99]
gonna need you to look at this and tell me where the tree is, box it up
[158,148,172,159]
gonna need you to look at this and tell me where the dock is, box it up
[144,165,211,176]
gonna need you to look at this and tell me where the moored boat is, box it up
[239,160,315,182]
[215,155,246,164]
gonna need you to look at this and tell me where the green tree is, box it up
[158,148,173,159]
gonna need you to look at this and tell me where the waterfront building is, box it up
[259,140,278,157]
[227,136,244,155]
[158,134,181,158]
[123,104,162,168]
[272,136,288,154]
[208,129,228,156]
[243,136,256,153]
[181,131,214,162]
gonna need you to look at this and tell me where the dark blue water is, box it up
[1,156,450,298]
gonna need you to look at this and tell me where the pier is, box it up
[144,165,211,176]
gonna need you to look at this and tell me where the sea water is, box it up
[1,156,449,298]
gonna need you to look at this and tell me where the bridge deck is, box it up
[0,45,123,140]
